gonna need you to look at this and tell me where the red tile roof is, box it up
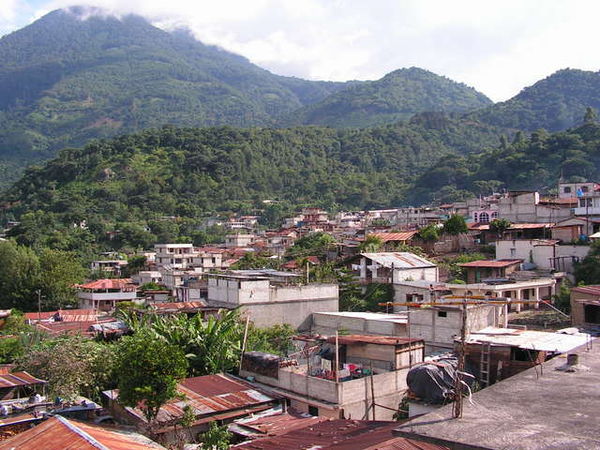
[370,231,418,242]
[459,259,522,268]
[24,309,99,323]
[0,416,165,449]
[79,279,134,290]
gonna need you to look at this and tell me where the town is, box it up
[0,182,598,449]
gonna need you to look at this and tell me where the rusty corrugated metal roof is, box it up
[106,374,277,426]
[151,301,208,311]
[0,416,165,449]
[370,232,418,242]
[234,410,328,437]
[233,419,449,449]
[0,371,46,389]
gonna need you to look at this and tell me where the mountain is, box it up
[470,69,600,132]
[1,116,504,252]
[0,7,348,171]
[282,68,493,128]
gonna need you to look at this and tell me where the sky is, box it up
[1,0,599,102]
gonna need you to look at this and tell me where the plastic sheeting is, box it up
[407,357,462,404]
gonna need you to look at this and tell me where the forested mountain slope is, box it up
[2,115,503,252]
[469,69,600,132]
[0,7,347,177]
[283,68,492,128]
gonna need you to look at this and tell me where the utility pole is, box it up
[453,295,467,419]
[37,289,42,322]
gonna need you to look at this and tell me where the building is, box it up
[154,243,197,269]
[132,270,163,285]
[240,335,424,420]
[551,216,600,241]
[104,373,279,445]
[394,339,599,449]
[394,277,556,314]
[0,415,165,449]
[497,191,572,223]
[461,326,590,386]
[0,371,46,400]
[311,311,407,337]
[358,252,438,284]
[77,279,137,311]
[191,247,226,272]
[207,270,338,329]
[558,181,598,198]
[90,259,128,276]
[458,259,523,284]
[225,234,256,248]
[570,285,600,328]
[495,238,589,273]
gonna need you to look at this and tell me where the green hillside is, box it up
[0,7,347,177]
[469,69,600,132]
[283,68,492,128]
[1,115,503,253]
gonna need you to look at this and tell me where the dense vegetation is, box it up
[470,69,600,132]
[1,117,504,252]
[409,116,600,204]
[282,67,492,128]
[0,7,348,185]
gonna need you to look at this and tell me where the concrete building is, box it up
[497,191,572,223]
[207,270,338,329]
[495,238,590,273]
[225,234,256,248]
[77,279,137,311]
[571,285,600,328]
[191,248,225,272]
[90,260,127,276]
[132,270,162,285]
[311,311,408,337]
[394,336,599,449]
[358,252,438,285]
[558,181,598,198]
[551,216,600,241]
[154,243,197,269]
[394,277,556,314]
[240,335,424,420]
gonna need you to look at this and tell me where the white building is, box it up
[225,234,256,248]
[495,239,590,273]
[77,279,138,311]
[154,243,197,269]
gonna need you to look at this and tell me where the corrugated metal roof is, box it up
[151,301,208,311]
[0,415,165,449]
[464,327,591,352]
[325,335,423,347]
[233,419,448,449]
[360,252,435,269]
[459,259,522,268]
[371,232,418,242]
[0,371,46,389]
[233,410,327,437]
[105,374,276,426]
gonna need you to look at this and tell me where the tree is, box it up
[246,324,296,356]
[489,218,512,239]
[584,106,598,124]
[19,336,117,401]
[0,241,40,310]
[417,224,440,242]
[115,329,188,422]
[358,234,383,253]
[287,232,335,259]
[37,248,86,309]
[442,215,467,235]
[574,240,600,285]
[200,422,232,450]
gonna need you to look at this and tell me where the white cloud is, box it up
[9,0,600,101]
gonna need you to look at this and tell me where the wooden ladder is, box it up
[479,342,492,388]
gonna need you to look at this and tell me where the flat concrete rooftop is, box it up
[394,339,600,449]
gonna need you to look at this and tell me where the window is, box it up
[437,311,447,318]
[491,212,498,219]
[479,212,490,223]
[473,213,478,222]
[580,198,593,207]
[510,248,516,257]
[564,186,572,193]
[582,186,589,193]
[308,405,319,416]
